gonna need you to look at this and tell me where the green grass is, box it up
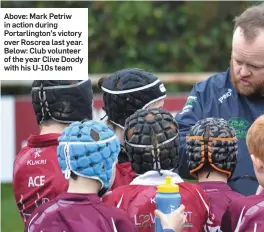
[184,179,197,183]
[1,184,23,232]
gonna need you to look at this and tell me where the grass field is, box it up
[1,184,23,232]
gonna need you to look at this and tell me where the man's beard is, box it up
[230,60,264,97]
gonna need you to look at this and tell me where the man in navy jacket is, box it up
[176,3,264,196]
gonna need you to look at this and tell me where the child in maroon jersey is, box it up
[103,109,220,232]
[98,68,167,190]
[25,120,138,232]
[186,118,244,224]
[221,115,264,231]
[13,80,93,224]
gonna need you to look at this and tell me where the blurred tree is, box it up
[2,1,259,94]
[86,1,249,73]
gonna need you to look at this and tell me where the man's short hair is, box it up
[234,2,264,41]
[246,115,264,162]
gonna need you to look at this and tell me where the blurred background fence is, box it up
[1,1,261,232]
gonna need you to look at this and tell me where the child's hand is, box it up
[155,204,186,232]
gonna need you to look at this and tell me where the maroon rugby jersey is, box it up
[103,170,220,232]
[197,181,244,224]
[221,189,264,231]
[13,133,68,224]
[25,192,137,232]
[110,162,136,190]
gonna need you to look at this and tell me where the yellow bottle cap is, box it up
[157,176,179,193]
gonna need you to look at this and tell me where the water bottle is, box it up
[155,176,181,232]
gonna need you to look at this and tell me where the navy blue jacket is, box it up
[175,68,263,196]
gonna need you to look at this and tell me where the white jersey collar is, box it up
[129,170,184,186]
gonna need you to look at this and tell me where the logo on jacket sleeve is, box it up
[186,96,197,106]
[179,96,197,115]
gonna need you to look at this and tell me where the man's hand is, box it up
[154,204,187,232]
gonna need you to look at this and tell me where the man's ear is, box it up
[251,154,264,173]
